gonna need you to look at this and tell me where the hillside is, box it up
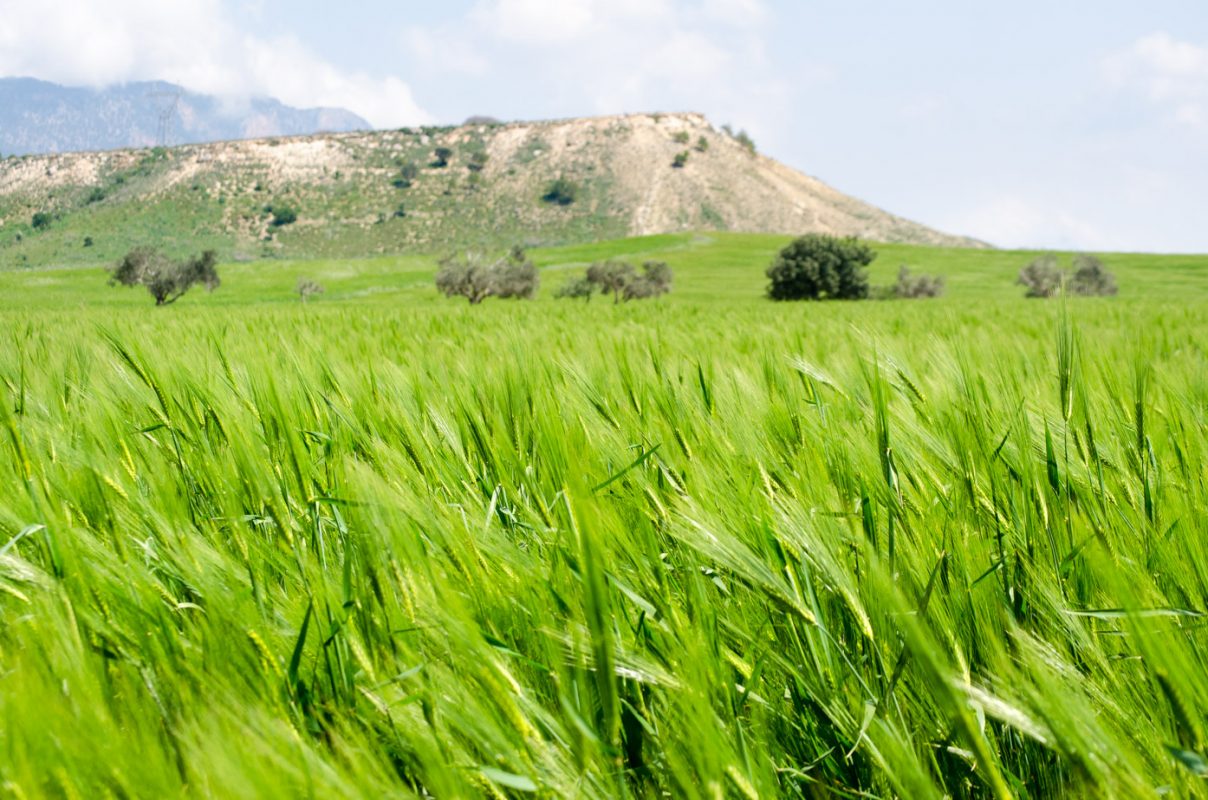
[0,78,368,156]
[0,112,984,268]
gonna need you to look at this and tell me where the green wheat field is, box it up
[2,232,1207,798]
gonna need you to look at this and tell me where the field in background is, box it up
[1,235,1207,797]
[2,231,1207,308]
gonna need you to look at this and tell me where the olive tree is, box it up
[585,260,634,303]
[1017,255,1064,298]
[109,247,220,306]
[891,265,945,299]
[1069,254,1117,296]
[435,246,538,304]
[623,261,673,300]
[555,277,596,301]
[572,260,673,303]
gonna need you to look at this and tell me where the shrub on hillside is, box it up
[31,211,54,230]
[695,136,709,153]
[466,151,489,173]
[431,147,453,168]
[672,151,690,168]
[720,123,756,152]
[435,246,538,304]
[266,204,298,227]
[393,161,420,188]
[542,177,579,206]
[766,234,875,301]
[109,247,220,306]
[673,131,691,144]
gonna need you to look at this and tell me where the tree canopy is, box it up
[766,235,874,301]
[109,247,220,306]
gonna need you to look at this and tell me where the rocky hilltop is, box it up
[0,112,983,267]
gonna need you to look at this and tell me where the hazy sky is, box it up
[1,0,1205,252]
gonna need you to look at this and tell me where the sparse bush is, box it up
[466,151,489,173]
[767,234,874,301]
[85,187,107,204]
[542,177,578,206]
[393,203,407,219]
[695,136,709,153]
[109,247,220,306]
[431,147,453,168]
[673,131,691,144]
[266,204,298,227]
[672,151,690,168]
[555,276,596,301]
[83,236,94,248]
[891,265,945,299]
[1069,254,1117,296]
[297,278,324,302]
[726,127,756,154]
[435,246,538,304]
[31,211,54,230]
[1017,255,1063,298]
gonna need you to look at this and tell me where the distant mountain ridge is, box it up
[0,78,369,156]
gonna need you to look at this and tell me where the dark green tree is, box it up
[431,147,453,168]
[266,204,298,226]
[766,234,874,300]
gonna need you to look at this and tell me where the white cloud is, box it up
[942,196,1114,251]
[1104,32,1208,130]
[404,0,785,137]
[701,0,768,27]
[0,0,430,127]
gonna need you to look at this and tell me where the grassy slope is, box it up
[0,235,1207,797]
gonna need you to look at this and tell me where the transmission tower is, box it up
[147,88,182,147]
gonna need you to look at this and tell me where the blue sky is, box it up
[1,0,1205,252]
